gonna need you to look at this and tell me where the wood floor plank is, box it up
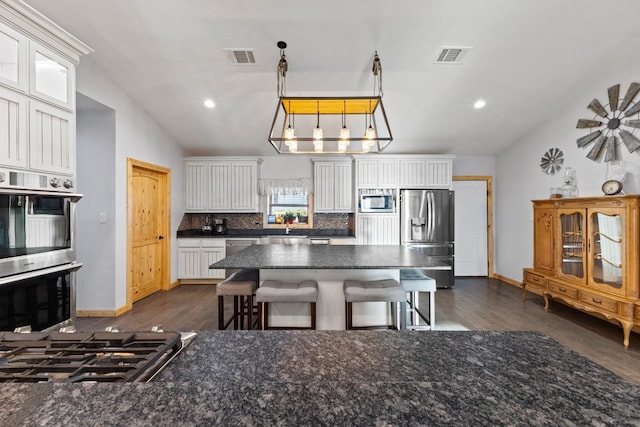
[75,278,640,384]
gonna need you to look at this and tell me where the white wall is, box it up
[495,64,640,281]
[76,94,116,310]
[76,57,186,311]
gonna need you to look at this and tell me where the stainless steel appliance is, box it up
[0,168,76,193]
[214,218,227,234]
[0,188,82,331]
[224,239,256,277]
[360,192,394,212]
[400,189,454,288]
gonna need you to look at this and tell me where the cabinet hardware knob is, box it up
[592,298,602,304]
[158,235,165,240]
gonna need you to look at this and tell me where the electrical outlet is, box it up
[98,212,107,223]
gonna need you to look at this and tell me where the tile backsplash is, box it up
[178,213,352,232]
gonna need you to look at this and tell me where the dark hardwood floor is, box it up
[76,277,640,384]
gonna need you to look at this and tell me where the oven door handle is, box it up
[0,262,83,286]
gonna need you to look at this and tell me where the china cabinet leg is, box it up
[621,321,633,349]
[543,294,550,312]
[521,284,527,301]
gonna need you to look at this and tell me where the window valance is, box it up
[258,178,312,196]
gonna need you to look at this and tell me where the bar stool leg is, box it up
[310,303,316,330]
[247,295,253,330]
[218,295,225,330]
[263,302,269,329]
[429,291,435,328]
[400,301,407,330]
[413,291,420,326]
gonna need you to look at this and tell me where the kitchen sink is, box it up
[259,236,309,245]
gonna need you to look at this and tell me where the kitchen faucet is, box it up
[285,225,290,234]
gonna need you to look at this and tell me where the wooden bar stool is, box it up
[216,269,259,330]
[344,279,407,330]
[400,269,436,330]
[256,280,318,330]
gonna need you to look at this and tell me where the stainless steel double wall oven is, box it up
[0,169,82,331]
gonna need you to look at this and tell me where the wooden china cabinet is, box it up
[523,195,640,348]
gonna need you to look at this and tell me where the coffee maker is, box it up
[214,218,227,234]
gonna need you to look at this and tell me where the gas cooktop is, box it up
[0,330,196,383]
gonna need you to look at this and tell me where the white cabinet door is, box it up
[28,99,74,175]
[230,162,258,211]
[399,158,452,188]
[314,161,353,212]
[29,42,75,111]
[334,162,353,211]
[356,159,398,188]
[0,86,27,168]
[0,21,28,92]
[356,214,399,245]
[185,162,208,211]
[208,162,231,210]
[178,247,201,279]
[202,247,225,279]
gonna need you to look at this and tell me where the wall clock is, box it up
[576,82,640,162]
[540,147,564,175]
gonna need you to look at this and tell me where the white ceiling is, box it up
[22,0,640,157]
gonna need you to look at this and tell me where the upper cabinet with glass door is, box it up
[557,208,586,284]
[29,42,74,110]
[589,209,625,296]
[0,21,27,92]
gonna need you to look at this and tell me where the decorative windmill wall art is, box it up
[540,147,564,175]
[576,82,640,162]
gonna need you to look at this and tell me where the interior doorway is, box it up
[452,176,493,277]
[127,158,171,306]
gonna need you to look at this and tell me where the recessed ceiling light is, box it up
[204,99,215,109]
[474,99,486,109]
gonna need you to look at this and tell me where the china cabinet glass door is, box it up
[557,209,586,283]
[589,209,624,295]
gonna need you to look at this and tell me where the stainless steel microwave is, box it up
[360,194,394,212]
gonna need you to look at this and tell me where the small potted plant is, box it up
[283,212,296,224]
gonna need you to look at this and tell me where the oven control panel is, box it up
[0,168,75,192]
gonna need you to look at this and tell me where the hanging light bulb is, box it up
[287,140,298,152]
[284,101,296,140]
[364,98,377,140]
[339,100,350,140]
[313,100,323,141]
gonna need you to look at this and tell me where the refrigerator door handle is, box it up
[428,191,435,241]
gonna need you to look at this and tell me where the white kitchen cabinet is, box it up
[0,8,89,176]
[29,99,74,175]
[399,158,452,188]
[313,160,353,212]
[177,238,225,280]
[0,86,28,168]
[0,21,28,92]
[184,158,260,212]
[356,214,399,245]
[355,159,399,188]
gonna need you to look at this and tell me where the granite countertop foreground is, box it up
[2,330,639,426]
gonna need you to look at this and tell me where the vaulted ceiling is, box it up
[22,0,640,157]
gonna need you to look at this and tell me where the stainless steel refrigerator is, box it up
[400,189,454,288]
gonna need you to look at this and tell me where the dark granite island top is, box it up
[210,244,446,270]
[2,330,640,426]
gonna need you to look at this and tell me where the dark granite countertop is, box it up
[177,228,355,239]
[3,330,639,426]
[210,244,449,269]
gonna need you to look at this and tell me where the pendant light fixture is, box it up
[268,43,392,154]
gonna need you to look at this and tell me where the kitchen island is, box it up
[210,244,446,329]
[2,330,639,426]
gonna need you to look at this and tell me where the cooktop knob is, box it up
[50,177,61,188]
[63,179,74,189]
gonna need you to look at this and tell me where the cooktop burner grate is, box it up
[0,331,186,383]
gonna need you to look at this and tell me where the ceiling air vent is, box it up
[435,47,471,64]
[223,48,256,65]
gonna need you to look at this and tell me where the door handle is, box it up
[158,235,165,240]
